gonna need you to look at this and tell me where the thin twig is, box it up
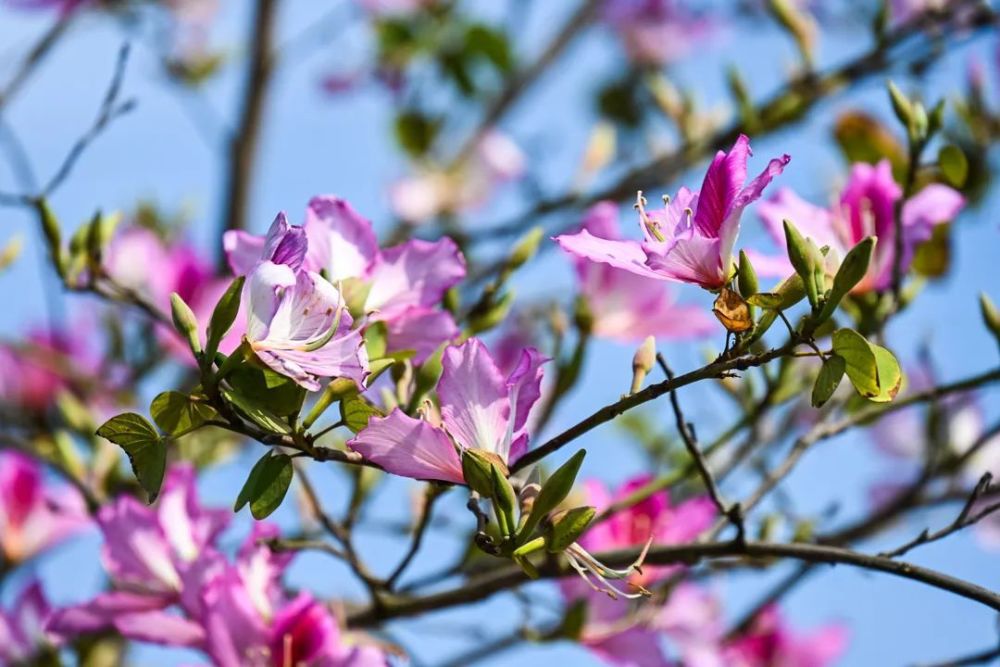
[386,484,444,589]
[657,353,745,542]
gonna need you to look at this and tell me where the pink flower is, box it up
[237,213,369,391]
[756,160,964,291]
[572,202,717,341]
[104,225,241,360]
[0,452,88,563]
[226,196,465,364]
[602,0,713,65]
[574,475,716,589]
[48,466,386,665]
[47,465,228,639]
[722,605,848,667]
[389,131,526,225]
[348,339,546,483]
[556,135,790,290]
[0,581,57,664]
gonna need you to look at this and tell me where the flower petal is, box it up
[304,196,379,281]
[348,410,464,483]
[364,238,467,317]
[222,230,266,277]
[555,229,667,281]
[383,307,459,365]
[693,134,752,237]
[438,339,511,457]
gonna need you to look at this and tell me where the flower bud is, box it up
[35,199,66,279]
[630,336,656,395]
[507,226,544,271]
[546,506,596,553]
[206,276,244,361]
[461,448,504,498]
[516,449,586,543]
[170,292,202,356]
[980,293,1000,346]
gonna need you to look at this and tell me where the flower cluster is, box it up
[46,466,386,666]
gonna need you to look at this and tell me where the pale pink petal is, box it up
[438,339,511,458]
[222,230,266,276]
[757,188,840,252]
[348,410,464,483]
[643,234,725,288]
[383,307,459,364]
[114,611,206,648]
[46,592,171,639]
[555,229,667,281]
[303,196,379,280]
[244,261,297,341]
[506,346,548,435]
[902,183,965,244]
[364,238,467,317]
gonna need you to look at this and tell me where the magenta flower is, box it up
[756,159,964,291]
[236,213,369,391]
[227,196,465,364]
[0,452,87,564]
[48,466,386,665]
[722,605,848,667]
[47,465,228,639]
[104,225,242,361]
[348,338,546,483]
[0,581,57,664]
[571,476,715,590]
[572,202,717,341]
[556,135,790,290]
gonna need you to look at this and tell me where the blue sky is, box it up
[1,1,999,665]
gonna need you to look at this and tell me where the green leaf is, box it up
[221,387,292,434]
[546,506,596,553]
[96,413,166,502]
[831,329,880,398]
[340,392,384,433]
[870,344,903,403]
[939,144,969,188]
[394,112,440,157]
[811,355,846,408]
[911,224,950,278]
[206,277,244,360]
[151,391,218,436]
[227,363,306,417]
[557,600,588,641]
[831,329,901,402]
[517,449,587,543]
[235,452,293,519]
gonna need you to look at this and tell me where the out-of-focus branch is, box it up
[218,0,280,252]
[449,0,603,165]
[0,8,78,111]
[467,0,996,247]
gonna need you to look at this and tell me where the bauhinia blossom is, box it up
[0,581,58,665]
[756,159,965,291]
[348,338,546,482]
[225,196,465,364]
[231,212,369,390]
[556,135,790,290]
[721,604,848,667]
[571,202,717,341]
[389,131,525,224]
[0,452,88,564]
[47,465,386,666]
[602,0,712,66]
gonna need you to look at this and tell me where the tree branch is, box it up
[218,0,280,251]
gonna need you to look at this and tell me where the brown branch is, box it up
[512,342,799,473]
[449,0,603,165]
[347,539,1000,627]
[218,0,280,252]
